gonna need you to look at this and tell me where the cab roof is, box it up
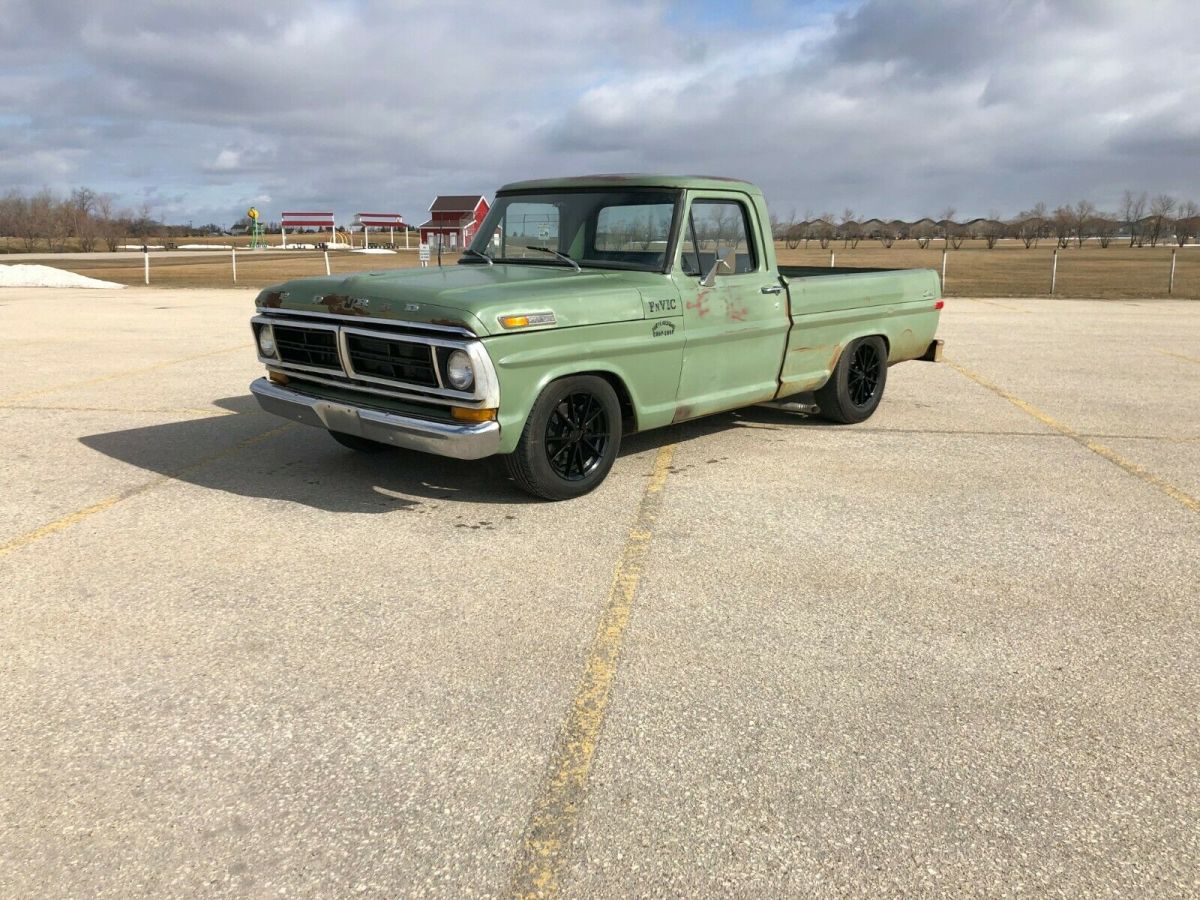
[497,174,763,194]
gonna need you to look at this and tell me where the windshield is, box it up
[465,189,680,272]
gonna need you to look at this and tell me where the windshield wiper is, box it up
[529,246,581,273]
[461,247,493,265]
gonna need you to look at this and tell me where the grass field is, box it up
[11,240,1199,298]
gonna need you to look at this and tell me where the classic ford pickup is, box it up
[250,175,943,499]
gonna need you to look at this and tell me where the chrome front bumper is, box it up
[250,378,501,460]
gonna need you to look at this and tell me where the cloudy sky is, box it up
[2,0,1197,227]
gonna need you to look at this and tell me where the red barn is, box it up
[418,195,489,250]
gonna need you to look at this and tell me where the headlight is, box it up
[257,325,277,358]
[446,349,474,390]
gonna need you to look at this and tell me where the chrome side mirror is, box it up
[700,249,731,287]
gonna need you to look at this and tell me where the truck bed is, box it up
[779,265,898,278]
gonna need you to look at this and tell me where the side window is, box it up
[682,200,757,277]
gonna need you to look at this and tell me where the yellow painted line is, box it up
[1155,348,1200,366]
[510,444,676,899]
[0,422,294,559]
[0,343,251,404]
[948,360,1199,513]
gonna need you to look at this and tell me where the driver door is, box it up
[669,193,789,421]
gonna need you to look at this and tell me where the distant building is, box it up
[418,195,490,249]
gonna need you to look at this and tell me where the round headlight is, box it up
[446,349,474,391]
[257,326,276,357]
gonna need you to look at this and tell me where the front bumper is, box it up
[250,378,501,460]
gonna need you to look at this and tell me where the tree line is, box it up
[771,191,1200,250]
[0,186,225,253]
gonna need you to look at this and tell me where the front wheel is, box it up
[815,335,888,424]
[505,375,622,500]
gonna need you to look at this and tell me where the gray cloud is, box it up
[2,0,1197,225]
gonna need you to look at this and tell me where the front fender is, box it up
[483,319,685,453]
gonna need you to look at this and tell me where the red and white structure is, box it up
[281,211,336,248]
[418,195,489,250]
[355,212,405,249]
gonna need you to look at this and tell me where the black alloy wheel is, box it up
[545,392,610,481]
[847,341,883,407]
[814,334,888,424]
[505,374,623,500]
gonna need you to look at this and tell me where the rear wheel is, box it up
[328,430,391,453]
[815,336,888,424]
[505,375,622,500]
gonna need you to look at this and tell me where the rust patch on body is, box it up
[671,404,694,425]
[431,317,473,332]
[827,344,843,371]
[317,294,368,316]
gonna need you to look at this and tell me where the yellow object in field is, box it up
[247,207,259,221]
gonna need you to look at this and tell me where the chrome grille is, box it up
[273,325,340,371]
[345,333,439,387]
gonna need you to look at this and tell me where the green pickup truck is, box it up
[250,175,943,499]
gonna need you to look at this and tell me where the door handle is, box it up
[760,284,783,295]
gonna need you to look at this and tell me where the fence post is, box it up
[830,251,835,268]
[941,249,948,290]
[1050,249,1058,295]
[1169,248,1177,294]
[231,248,237,283]
[324,251,331,276]
[143,251,149,285]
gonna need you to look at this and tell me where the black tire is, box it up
[328,430,391,453]
[815,336,888,424]
[504,375,622,500]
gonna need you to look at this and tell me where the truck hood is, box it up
[255,264,656,336]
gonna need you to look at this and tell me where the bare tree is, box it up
[938,207,956,248]
[1145,194,1175,247]
[839,209,861,248]
[1013,203,1047,249]
[913,220,935,249]
[0,190,22,252]
[96,194,127,252]
[981,211,1004,249]
[877,222,897,248]
[1176,201,1199,246]
[1071,200,1096,248]
[1093,215,1119,248]
[1051,205,1074,249]
[1122,190,1147,247]
[815,212,835,250]
[69,187,100,252]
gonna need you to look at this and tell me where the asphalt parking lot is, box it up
[1,287,1197,898]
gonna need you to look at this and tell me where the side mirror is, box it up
[700,249,731,287]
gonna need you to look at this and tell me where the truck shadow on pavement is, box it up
[78,395,815,511]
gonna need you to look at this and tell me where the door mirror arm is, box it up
[699,249,731,287]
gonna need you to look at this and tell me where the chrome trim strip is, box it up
[430,345,445,389]
[339,324,473,352]
[250,378,500,460]
[264,368,490,409]
[253,306,476,337]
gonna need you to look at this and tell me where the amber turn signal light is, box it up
[451,406,497,423]
[267,371,290,385]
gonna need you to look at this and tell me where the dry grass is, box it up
[15,240,1200,298]
[776,239,1198,299]
[28,249,440,289]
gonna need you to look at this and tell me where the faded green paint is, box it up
[253,176,943,457]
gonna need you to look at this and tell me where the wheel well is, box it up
[578,370,638,433]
